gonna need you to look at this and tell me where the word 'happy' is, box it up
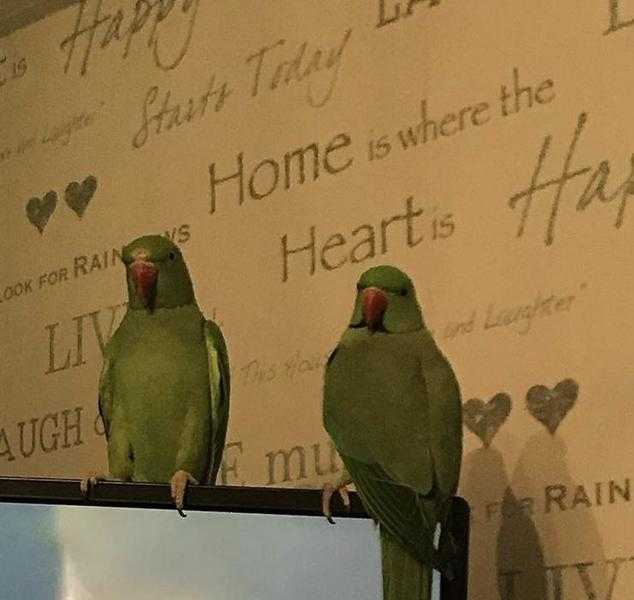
[509,112,632,245]
[60,0,200,76]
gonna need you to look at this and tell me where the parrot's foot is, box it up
[79,471,109,496]
[170,470,198,518]
[322,481,351,525]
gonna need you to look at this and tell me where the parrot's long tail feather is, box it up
[381,527,433,600]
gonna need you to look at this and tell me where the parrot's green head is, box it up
[349,265,424,334]
[122,235,195,311]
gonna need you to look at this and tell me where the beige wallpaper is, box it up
[1,1,633,598]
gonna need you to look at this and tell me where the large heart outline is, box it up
[526,378,579,434]
[65,175,97,218]
[26,191,57,234]
[463,393,512,448]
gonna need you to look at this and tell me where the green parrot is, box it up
[322,265,463,600]
[81,235,230,515]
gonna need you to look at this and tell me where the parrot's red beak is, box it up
[130,259,158,308]
[362,287,388,333]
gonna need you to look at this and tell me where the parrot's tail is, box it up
[380,527,433,600]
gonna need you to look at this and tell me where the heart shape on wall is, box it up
[526,378,579,434]
[463,393,512,448]
[26,191,57,234]
[65,175,97,218]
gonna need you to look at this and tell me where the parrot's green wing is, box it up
[97,353,114,440]
[324,328,462,565]
[342,454,437,564]
[204,320,230,484]
[420,345,463,498]
[324,331,435,494]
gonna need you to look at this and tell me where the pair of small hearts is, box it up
[463,379,578,447]
[26,175,97,234]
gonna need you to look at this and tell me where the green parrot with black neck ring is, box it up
[81,235,230,516]
[323,265,463,600]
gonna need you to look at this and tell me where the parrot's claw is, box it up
[322,481,350,524]
[322,483,336,524]
[170,470,198,517]
[340,486,351,513]
[80,472,108,497]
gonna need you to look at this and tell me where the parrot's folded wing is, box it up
[343,454,436,564]
[204,320,231,484]
[323,335,435,495]
[97,355,114,440]
[420,351,463,498]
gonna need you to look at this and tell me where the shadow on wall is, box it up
[508,430,608,599]
[0,504,62,600]
[496,485,547,600]
[460,444,547,600]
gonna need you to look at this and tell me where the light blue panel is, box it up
[0,503,384,599]
[0,504,62,600]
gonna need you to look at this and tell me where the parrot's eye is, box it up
[399,288,407,296]
[168,251,176,261]
[356,283,364,292]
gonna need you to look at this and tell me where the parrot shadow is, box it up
[0,503,63,599]
[495,486,548,600]
[508,431,608,597]
[460,444,547,600]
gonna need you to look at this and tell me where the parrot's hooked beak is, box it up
[130,258,158,309]
[362,287,388,333]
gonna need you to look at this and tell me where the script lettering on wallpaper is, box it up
[375,0,442,29]
[428,282,587,343]
[499,68,555,117]
[73,247,122,279]
[605,0,634,34]
[0,225,190,307]
[0,52,27,89]
[0,279,34,304]
[238,349,331,387]
[0,103,105,167]
[483,283,585,335]
[208,131,354,214]
[499,556,631,600]
[472,476,630,523]
[0,407,84,463]
[245,29,352,108]
[132,76,232,149]
[60,0,201,77]
[280,196,455,282]
[482,496,535,523]
[369,68,555,162]
[74,225,190,279]
[45,302,127,375]
[508,112,634,245]
[41,104,104,147]
[240,359,277,385]
[545,479,631,513]
[219,441,245,485]
[265,440,341,485]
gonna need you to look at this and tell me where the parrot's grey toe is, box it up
[339,487,351,513]
[80,472,106,497]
